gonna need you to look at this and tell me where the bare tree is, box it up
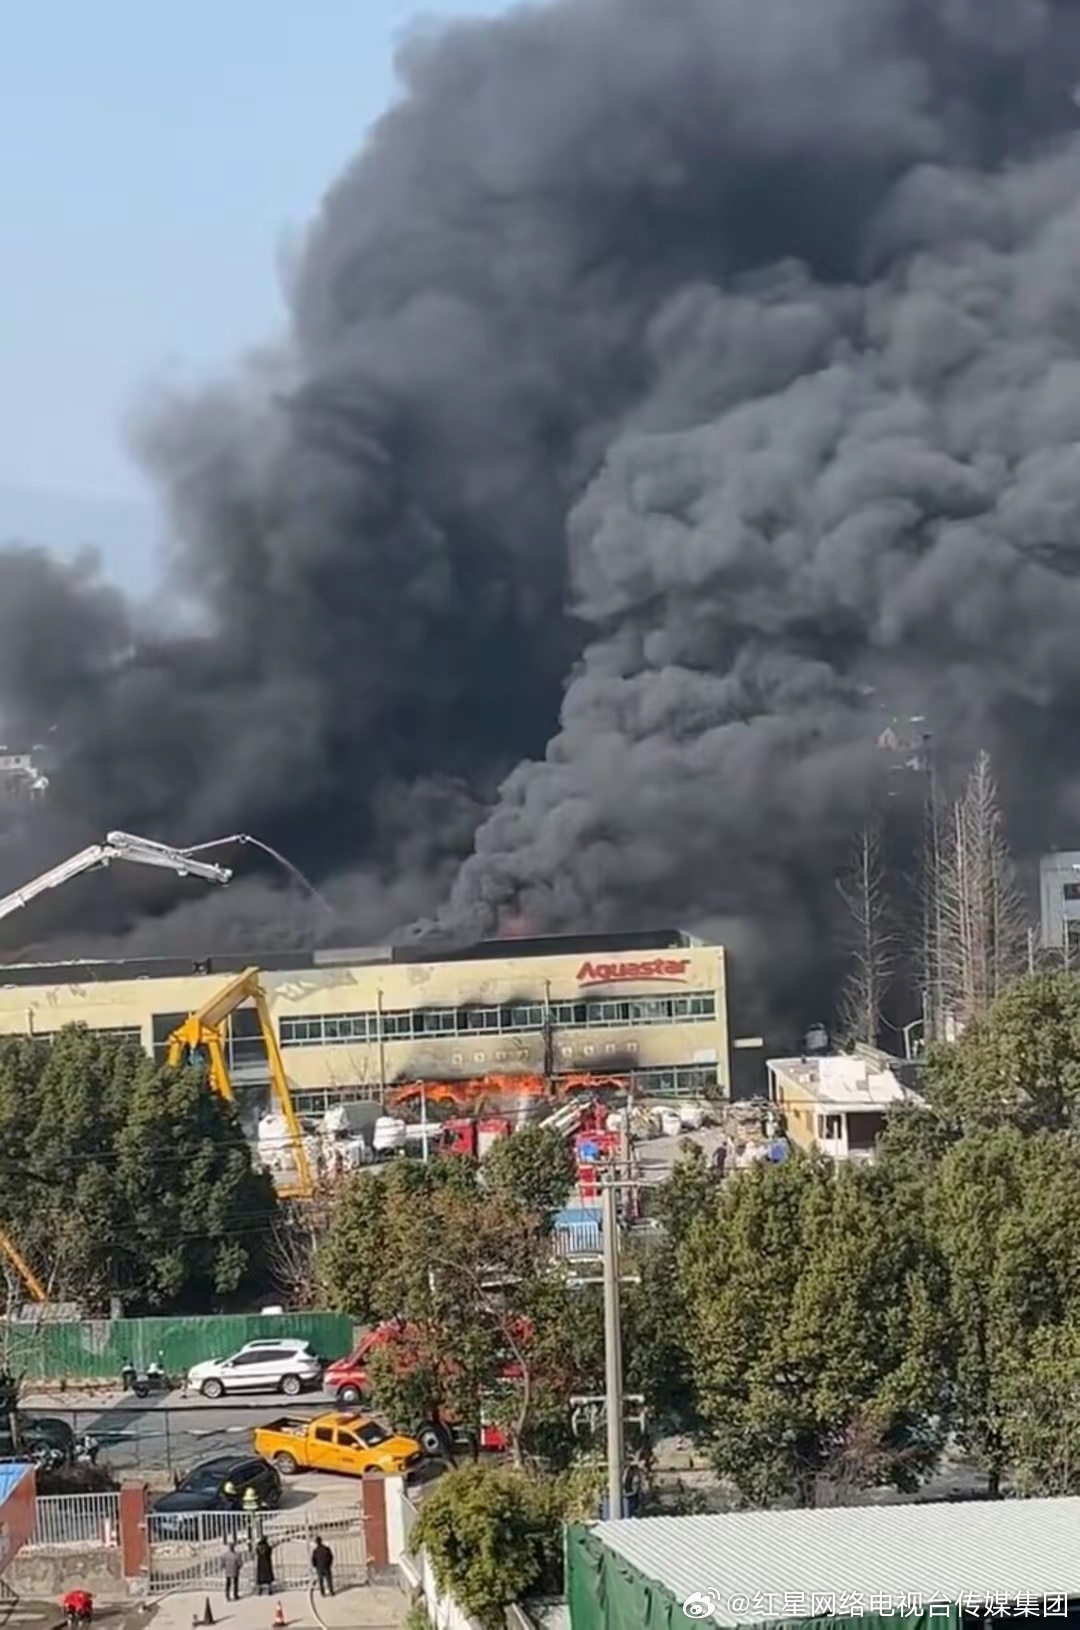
[933,752,1028,1033]
[835,824,896,1049]
[267,1201,329,1309]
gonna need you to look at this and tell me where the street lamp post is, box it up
[601,1175,625,1520]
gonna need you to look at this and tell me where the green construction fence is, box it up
[5,1312,356,1383]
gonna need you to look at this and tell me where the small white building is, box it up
[766,1050,923,1163]
[1039,850,1080,953]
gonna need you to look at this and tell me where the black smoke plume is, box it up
[6,0,1080,1035]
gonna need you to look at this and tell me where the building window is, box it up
[550,992,715,1028]
[293,1086,381,1115]
[413,1009,456,1035]
[279,992,717,1049]
[817,1114,843,1141]
[1064,882,1080,902]
[37,1025,144,1048]
[461,1007,500,1032]
[279,1015,331,1048]
[151,1011,188,1064]
[323,1014,371,1043]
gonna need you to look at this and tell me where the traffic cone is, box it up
[202,1599,215,1626]
[273,1603,286,1628]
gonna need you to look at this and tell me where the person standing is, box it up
[254,1534,275,1596]
[242,1481,261,1547]
[222,1541,242,1602]
[311,1536,335,1597]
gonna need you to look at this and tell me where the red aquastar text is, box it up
[575,957,690,984]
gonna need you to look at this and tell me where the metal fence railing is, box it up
[146,1505,366,1596]
[25,1491,121,1550]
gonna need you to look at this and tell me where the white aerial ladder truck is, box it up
[0,830,232,923]
[0,831,233,1300]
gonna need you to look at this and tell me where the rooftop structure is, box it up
[767,1050,923,1162]
[568,1498,1080,1630]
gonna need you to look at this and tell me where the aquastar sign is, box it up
[575,957,690,984]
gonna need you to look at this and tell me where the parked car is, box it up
[187,1343,323,1400]
[232,1339,326,1363]
[152,1454,282,1531]
[252,1412,422,1478]
[19,1416,75,1459]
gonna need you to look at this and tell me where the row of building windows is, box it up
[278,992,716,1049]
[290,1062,722,1117]
[33,1025,144,1046]
[11,993,717,1061]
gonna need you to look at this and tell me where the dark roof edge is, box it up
[0,929,694,988]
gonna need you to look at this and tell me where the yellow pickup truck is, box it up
[252,1411,422,1478]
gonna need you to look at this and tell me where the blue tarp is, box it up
[0,1465,27,1503]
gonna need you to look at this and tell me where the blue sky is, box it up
[0,0,505,587]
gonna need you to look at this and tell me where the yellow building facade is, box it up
[0,931,730,1111]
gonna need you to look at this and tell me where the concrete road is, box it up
[19,1387,342,1479]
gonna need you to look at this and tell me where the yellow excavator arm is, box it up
[167,967,313,1199]
[0,1227,46,1302]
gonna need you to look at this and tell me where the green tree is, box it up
[505,1270,606,1467]
[930,1126,1080,1494]
[482,1126,576,1218]
[319,1156,579,1460]
[925,972,1080,1133]
[622,1142,721,1434]
[0,1026,277,1312]
[677,1153,948,1506]
[411,1464,565,1630]
[654,1140,719,1242]
[1000,1322,1080,1496]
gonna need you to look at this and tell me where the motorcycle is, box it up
[121,1358,173,1399]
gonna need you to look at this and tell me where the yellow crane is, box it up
[166,968,313,1199]
[0,1227,46,1302]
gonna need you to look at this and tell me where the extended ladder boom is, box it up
[0,831,232,924]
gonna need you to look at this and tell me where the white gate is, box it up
[146,1506,367,1597]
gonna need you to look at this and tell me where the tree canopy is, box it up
[929,1125,1080,1493]
[317,1155,603,1461]
[410,1463,580,1630]
[925,972,1080,1133]
[0,1025,278,1313]
[482,1126,576,1216]
[677,1152,948,1505]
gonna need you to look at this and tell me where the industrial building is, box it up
[567,1498,1080,1630]
[0,930,731,1112]
[766,1048,923,1162]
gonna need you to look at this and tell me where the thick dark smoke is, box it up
[6,0,1080,1032]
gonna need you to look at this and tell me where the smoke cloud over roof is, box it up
[6,0,1080,1029]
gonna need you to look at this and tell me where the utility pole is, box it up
[601,1174,625,1518]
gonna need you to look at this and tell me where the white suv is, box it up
[188,1342,324,1400]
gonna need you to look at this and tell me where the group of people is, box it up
[221,1476,263,1516]
[221,1535,336,1600]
